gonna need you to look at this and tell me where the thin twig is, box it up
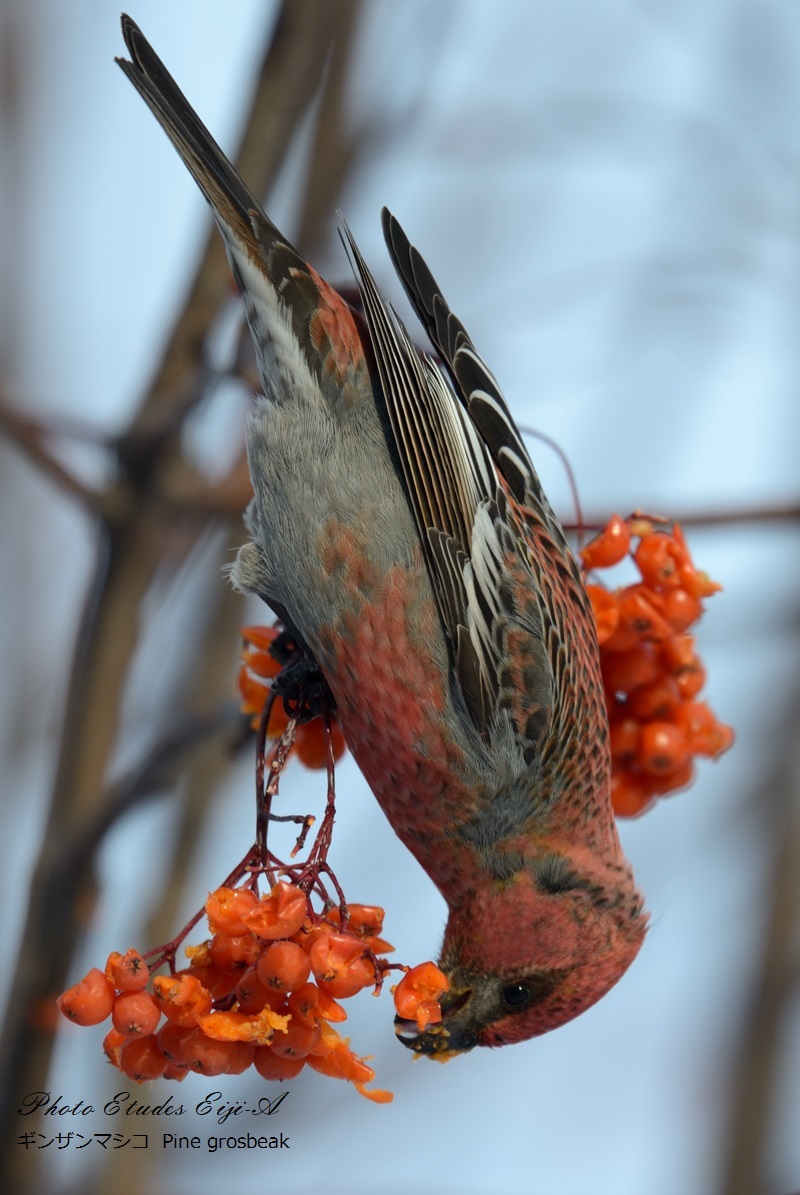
[567,502,800,535]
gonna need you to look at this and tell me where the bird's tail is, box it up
[116,14,271,252]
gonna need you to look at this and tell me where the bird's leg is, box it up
[271,639,336,725]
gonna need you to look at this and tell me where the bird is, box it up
[117,15,646,1056]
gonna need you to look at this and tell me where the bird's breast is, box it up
[310,518,485,892]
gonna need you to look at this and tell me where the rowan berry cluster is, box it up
[58,620,450,1101]
[58,885,406,1102]
[580,514,733,816]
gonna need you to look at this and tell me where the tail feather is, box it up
[116,14,270,252]
[117,16,373,407]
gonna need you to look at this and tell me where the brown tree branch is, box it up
[717,694,800,1195]
[0,396,105,512]
[0,5,351,1191]
[574,503,800,533]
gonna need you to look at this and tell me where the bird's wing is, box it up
[343,220,558,757]
[382,209,572,551]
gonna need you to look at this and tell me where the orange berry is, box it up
[208,933,262,974]
[179,1028,235,1077]
[602,642,660,695]
[680,568,722,599]
[119,1035,167,1082]
[245,882,308,941]
[206,886,259,937]
[610,771,655,817]
[609,717,642,768]
[306,1020,342,1056]
[102,1028,128,1069]
[225,1040,256,1075]
[617,586,672,642]
[360,934,395,955]
[163,1063,189,1082]
[634,531,684,589]
[647,757,695,794]
[600,622,642,653]
[316,970,373,1000]
[305,1039,393,1102]
[626,675,682,721]
[672,702,735,757]
[305,1041,374,1085]
[156,1020,193,1062]
[670,526,722,597]
[105,948,149,992]
[309,933,375,998]
[270,1014,321,1059]
[393,962,449,1031]
[153,973,212,1027]
[253,1047,306,1082]
[355,1084,394,1105]
[586,585,620,645]
[294,721,328,769]
[287,982,348,1025]
[307,931,359,979]
[325,904,392,953]
[235,968,275,1014]
[186,961,239,1000]
[660,587,703,632]
[638,721,690,776]
[579,514,631,570]
[660,635,706,698]
[325,904,386,939]
[293,920,335,954]
[241,647,282,680]
[256,941,311,993]
[237,667,271,715]
[111,991,160,1039]
[57,968,115,1027]
[674,654,706,700]
[240,625,281,652]
[291,716,347,768]
[660,633,695,671]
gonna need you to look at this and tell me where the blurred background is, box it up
[1,1,798,1193]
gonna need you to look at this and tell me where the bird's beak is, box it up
[394,984,477,1058]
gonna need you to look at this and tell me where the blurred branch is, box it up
[294,0,363,254]
[4,388,799,533]
[0,394,105,512]
[717,692,800,1195]
[56,703,247,883]
[0,3,355,1192]
[121,1,343,450]
[574,502,800,533]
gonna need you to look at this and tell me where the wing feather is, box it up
[342,221,555,752]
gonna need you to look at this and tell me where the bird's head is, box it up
[395,847,647,1056]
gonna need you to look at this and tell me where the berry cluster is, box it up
[238,625,346,770]
[580,515,733,817]
[58,618,452,1103]
[58,884,405,1103]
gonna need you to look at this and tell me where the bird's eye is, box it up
[501,983,532,1010]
